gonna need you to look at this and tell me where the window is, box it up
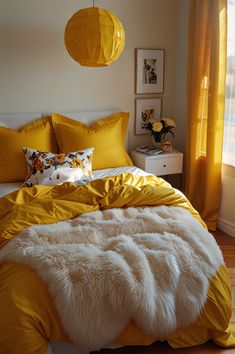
[223,0,235,166]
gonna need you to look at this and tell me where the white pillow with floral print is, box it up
[23,147,94,186]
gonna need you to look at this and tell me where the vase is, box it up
[161,134,174,152]
[151,137,162,151]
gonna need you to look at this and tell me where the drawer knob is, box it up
[163,164,166,167]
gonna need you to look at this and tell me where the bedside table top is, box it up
[131,149,183,159]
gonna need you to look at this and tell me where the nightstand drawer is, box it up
[131,149,183,179]
[147,156,183,176]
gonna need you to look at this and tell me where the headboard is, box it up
[0,110,117,129]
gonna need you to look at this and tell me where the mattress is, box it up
[0,166,151,198]
[0,182,22,198]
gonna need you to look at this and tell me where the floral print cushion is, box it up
[23,147,94,186]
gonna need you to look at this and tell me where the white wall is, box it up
[0,0,189,152]
[219,165,235,238]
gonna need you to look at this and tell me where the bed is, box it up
[0,111,234,354]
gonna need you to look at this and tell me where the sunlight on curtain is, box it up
[196,76,208,158]
[186,0,227,231]
[223,0,235,166]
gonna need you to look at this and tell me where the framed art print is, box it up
[135,97,162,135]
[135,49,164,94]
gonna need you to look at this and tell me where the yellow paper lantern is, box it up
[64,7,125,67]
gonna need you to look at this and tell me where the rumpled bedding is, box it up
[0,173,234,354]
[0,166,151,198]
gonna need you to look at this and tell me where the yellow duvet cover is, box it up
[0,173,234,354]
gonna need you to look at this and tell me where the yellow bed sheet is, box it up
[0,173,234,354]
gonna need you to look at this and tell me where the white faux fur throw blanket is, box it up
[0,206,223,351]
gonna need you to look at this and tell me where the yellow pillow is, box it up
[52,112,133,170]
[0,116,58,182]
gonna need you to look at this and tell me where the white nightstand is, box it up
[131,149,183,187]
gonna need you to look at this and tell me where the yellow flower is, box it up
[47,159,53,165]
[162,118,176,127]
[152,121,163,132]
[71,158,83,168]
[54,153,66,164]
[36,160,44,172]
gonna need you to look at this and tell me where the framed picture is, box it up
[135,97,162,135]
[135,49,164,94]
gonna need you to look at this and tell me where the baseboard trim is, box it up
[218,218,235,238]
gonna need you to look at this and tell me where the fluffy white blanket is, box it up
[0,206,223,351]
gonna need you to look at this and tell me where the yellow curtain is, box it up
[185,0,227,231]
